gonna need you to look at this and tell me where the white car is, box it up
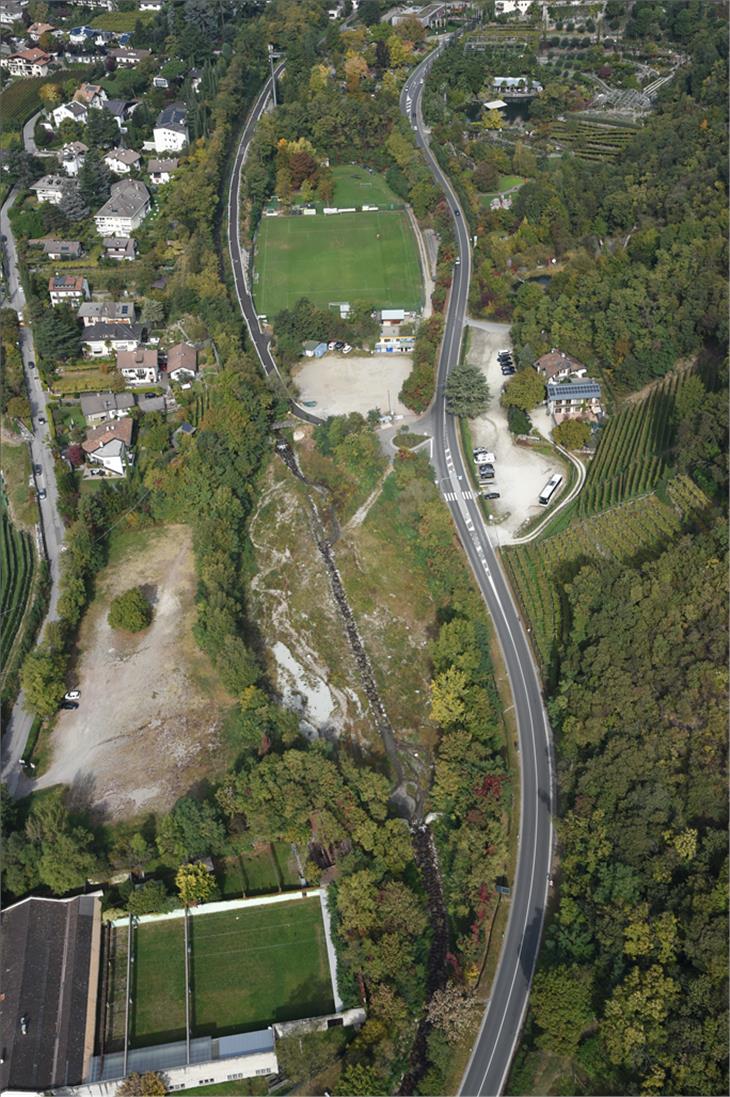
[64,689,81,701]
[328,341,337,350]
[342,344,352,354]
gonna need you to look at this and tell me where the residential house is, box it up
[116,346,159,385]
[58,141,88,176]
[94,179,150,236]
[139,0,163,9]
[0,1,28,28]
[1,47,51,76]
[546,379,602,423]
[30,174,67,205]
[82,323,143,356]
[153,103,188,153]
[68,25,96,46]
[48,274,89,306]
[103,236,136,261]
[27,22,56,40]
[302,340,327,358]
[74,82,107,109]
[51,100,88,128]
[494,0,534,14]
[147,157,177,185]
[80,390,135,423]
[534,348,587,383]
[166,342,197,381]
[104,147,141,175]
[108,47,151,67]
[30,237,83,260]
[152,75,169,89]
[173,421,196,447]
[83,417,134,476]
[391,2,451,28]
[102,98,135,130]
[78,301,136,326]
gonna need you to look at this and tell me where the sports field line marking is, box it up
[190,934,324,962]
[190,914,321,940]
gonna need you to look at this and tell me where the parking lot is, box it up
[293,353,414,419]
[466,322,566,543]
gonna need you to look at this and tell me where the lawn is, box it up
[215,843,299,899]
[0,435,36,528]
[190,898,333,1036]
[125,897,333,1046]
[254,209,422,316]
[131,918,187,1047]
[330,164,402,208]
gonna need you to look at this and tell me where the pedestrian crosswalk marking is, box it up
[443,490,479,502]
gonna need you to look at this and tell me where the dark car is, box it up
[60,700,78,710]
[334,341,345,350]
[36,416,46,424]
[34,464,42,474]
[484,491,501,499]
[28,360,35,369]
[454,208,460,216]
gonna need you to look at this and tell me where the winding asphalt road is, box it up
[228,46,555,1097]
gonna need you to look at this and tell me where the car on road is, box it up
[36,415,46,425]
[454,208,460,216]
[37,488,46,499]
[65,690,81,701]
[60,700,78,710]
[28,360,35,369]
[454,257,460,266]
[33,464,42,474]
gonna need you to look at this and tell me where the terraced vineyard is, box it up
[551,118,639,162]
[503,477,710,678]
[578,370,689,516]
[0,502,36,673]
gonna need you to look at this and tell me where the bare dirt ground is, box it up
[466,321,567,544]
[248,459,373,747]
[34,525,232,820]
[293,354,415,420]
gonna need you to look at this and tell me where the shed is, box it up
[302,341,327,358]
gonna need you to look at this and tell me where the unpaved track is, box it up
[33,526,230,819]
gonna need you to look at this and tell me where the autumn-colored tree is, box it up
[427,982,480,1043]
[116,1071,167,1096]
[176,861,215,907]
[344,50,369,92]
[431,665,469,728]
[551,417,590,449]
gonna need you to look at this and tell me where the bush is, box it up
[552,418,591,450]
[508,405,532,435]
[108,587,152,633]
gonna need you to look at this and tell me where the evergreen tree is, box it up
[77,148,113,209]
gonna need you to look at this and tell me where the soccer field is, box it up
[254,210,423,317]
[123,896,334,1047]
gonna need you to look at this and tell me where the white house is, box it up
[82,323,143,357]
[94,179,150,236]
[48,274,89,306]
[104,147,141,175]
[139,0,163,9]
[80,390,135,423]
[167,341,197,381]
[153,103,188,153]
[73,81,107,109]
[68,25,95,46]
[147,157,178,185]
[534,349,588,383]
[78,301,136,327]
[494,0,534,15]
[58,141,88,176]
[108,47,151,67]
[0,2,29,28]
[1,47,50,76]
[546,379,602,423]
[116,346,159,385]
[103,236,137,261]
[30,174,67,205]
[83,418,133,476]
[51,100,88,128]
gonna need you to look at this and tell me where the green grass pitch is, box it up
[127,897,334,1047]
[254,210,423,317]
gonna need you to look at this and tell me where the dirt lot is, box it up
[466,322,566,543]
[34,525,232,819]
[293,354,414,419]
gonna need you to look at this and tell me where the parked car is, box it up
[328,341,337,350]
[37,488,46,499]
[342,344,352,354]
[473,449,495,464]
[65,690,81,701]
[36,416,46,425]
[28,360,35,369]
[60,700,78,710]
[334,341,345,350]
[483,490,501,499]
[33,464,42,474]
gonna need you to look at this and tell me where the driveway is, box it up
[465,320,567,544]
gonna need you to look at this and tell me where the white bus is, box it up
[538,473,562,506]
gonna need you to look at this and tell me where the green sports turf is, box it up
[254,210,423,317]
[131,919,187,1047]
[330,164,401,208]
[189,898,334,1036]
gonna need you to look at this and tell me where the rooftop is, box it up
[547,379,602,399]
[156,102,187,128]
[95,179,149,221]
[78,301,135,322]
[80,390,135,416]
[82,322,144,343]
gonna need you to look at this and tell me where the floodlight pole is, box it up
[184,907,191,1065]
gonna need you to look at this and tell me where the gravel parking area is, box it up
[34,525,231,819]
[466,322,566,543]
[293,354,414,419]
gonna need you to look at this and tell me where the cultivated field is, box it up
[0,498,36,677]
[254,210,422,316]
[109,897,333,1049]
[33,525,232,818]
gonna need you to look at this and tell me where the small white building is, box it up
[82,323,143,357]
[140,0,163,9]
[1,47,50,76]
[94,179,150,236]
[153,102,188,153]
[83,417,133,476]
[104,147,141,175]
[58,141,88,176]
[51,100,88,128]
[147,157,178,185]
[48,274,89,306]
[30,174,67,205]
[117,346,159,385]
